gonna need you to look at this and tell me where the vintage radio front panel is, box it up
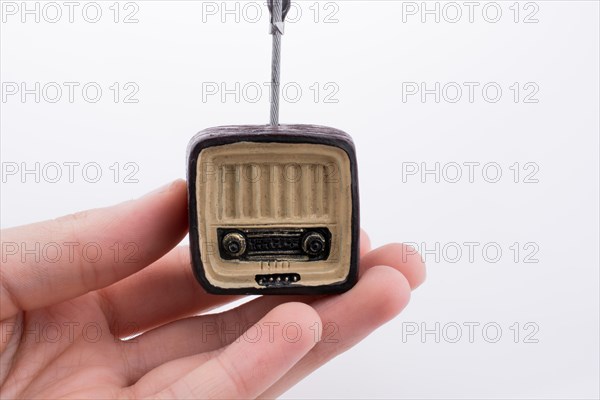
[187,125,359,294]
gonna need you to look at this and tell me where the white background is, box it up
[1,1,599,398]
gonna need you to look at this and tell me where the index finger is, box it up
[0,180,188,320]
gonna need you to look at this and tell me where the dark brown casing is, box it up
[187,124,360,295]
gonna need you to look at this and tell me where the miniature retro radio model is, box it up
[187,0,359,294]
[187,125,359,294]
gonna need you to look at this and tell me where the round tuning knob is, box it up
[222,232,246,257]
[302,232,326,256]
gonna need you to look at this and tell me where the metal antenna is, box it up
[268,0,289,126]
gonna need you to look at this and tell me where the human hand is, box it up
[0,180,425,399]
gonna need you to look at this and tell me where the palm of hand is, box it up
[2,297,127,398]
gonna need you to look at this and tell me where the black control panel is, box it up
[217,227,331,261]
